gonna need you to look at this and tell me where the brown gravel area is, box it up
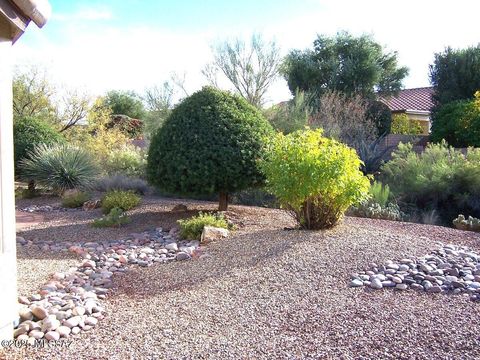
[5,198,480,359]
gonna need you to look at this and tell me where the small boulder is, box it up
[200,226,229,244]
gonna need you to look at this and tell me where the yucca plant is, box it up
[19,144,99,193]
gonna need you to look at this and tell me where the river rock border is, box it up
[350,244,480,301]
[14,228,202,343]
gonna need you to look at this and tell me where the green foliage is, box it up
[349,201,404,221]
[369,181,390,207]
[391,113,423,135]
[107,115,144,139]
[356,134,391,175]
[429,45,480,107]
[282,31,409,99]
[265,90,311,134]
[177,212,229,240]
[15,187,41,199]
[260,129,370,229]
[19,144,98,193]
[430,99,480,147]
[105,90,146,119]
[95,175,149,195]
[101,190,141,214]
[231,187,277,208]
[105,146,147,178]
[453,214,480,232]
[92,207,131,228]
[61,191,90,208]
[143,82,174,139]
[380,141,480,224]
[366,100,392,136]
[13,116,64,174]
[147,87,274,210]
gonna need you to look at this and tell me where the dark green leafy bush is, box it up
[62,191,90,208]
[19,144,98,193]
[177,212,229,240]
[13,116,64,174]
[92,207,131,228]
[430,99,480,147]
[260,129,370,229]
[381,141,480,224]
[147,87,274,210]
[101,190,141,214]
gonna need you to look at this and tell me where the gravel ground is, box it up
[5,197,480,359]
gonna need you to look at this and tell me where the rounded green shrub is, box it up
[430,99,480,147]
[19,144,98,193]
[260,128,370,229]
[101,190,141,214]
[147,86,274,210]
[13,116,64,174]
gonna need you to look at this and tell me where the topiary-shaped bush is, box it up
[147,87,274,210]
[260,129,370,229]
[13,116,64,175]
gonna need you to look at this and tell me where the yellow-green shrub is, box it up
[101,190,141,214]
[260,128,370,229]
[62,191,90,208]
[391,113,423,135]
[177,212,229,240]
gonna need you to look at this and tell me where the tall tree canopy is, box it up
[282,32,409,99]
[203,34,282,108]
[104,90,146,119]
[429,45,480,107]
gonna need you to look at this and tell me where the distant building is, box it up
[380,87,435,135]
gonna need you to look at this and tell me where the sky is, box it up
[13,0,480,106]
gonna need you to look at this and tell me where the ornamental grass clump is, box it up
[260,129,370,229]
[19,144,98,193]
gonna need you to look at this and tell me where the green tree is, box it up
[142,82,175,139]
[203,33,282,108]
[147,87,274,210]
[429,45,480,107]
[105,90,146,119]
[282,31,409,99]
[430,98,480,147]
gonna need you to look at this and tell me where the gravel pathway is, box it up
[5,199,480,359]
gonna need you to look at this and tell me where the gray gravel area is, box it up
[5,199,480,359]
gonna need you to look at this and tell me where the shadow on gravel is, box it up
[110,228,325,299]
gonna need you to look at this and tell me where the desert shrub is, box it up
[15,187,41,199]
[349,201,404,221]
[260,129,370,229]
[105,146,147,178]
[453,214,480,232]
[356,133,392,175]
[380,141,480,224]
[19,144,98,193]
[177,212,229,240]
[147,86,274,210]
[62,191,90,208]
[391,113,423,135]
[366,100,392,136]
[92,207,131,228]
[430,98,480,147]
[101,190,141,214]
[265,90,311,134]
[95,174,149,195]
[230,187,278,208]
[13,116,64,174]
[369,181,390,207]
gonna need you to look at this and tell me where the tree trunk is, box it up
[219,191,229,211]
[27,180,35,192]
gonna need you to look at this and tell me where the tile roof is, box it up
[380,87,434,112]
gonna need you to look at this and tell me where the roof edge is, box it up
[11,0,50,28]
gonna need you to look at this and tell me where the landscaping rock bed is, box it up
[14,228,201,343]
[351,244,480,300]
